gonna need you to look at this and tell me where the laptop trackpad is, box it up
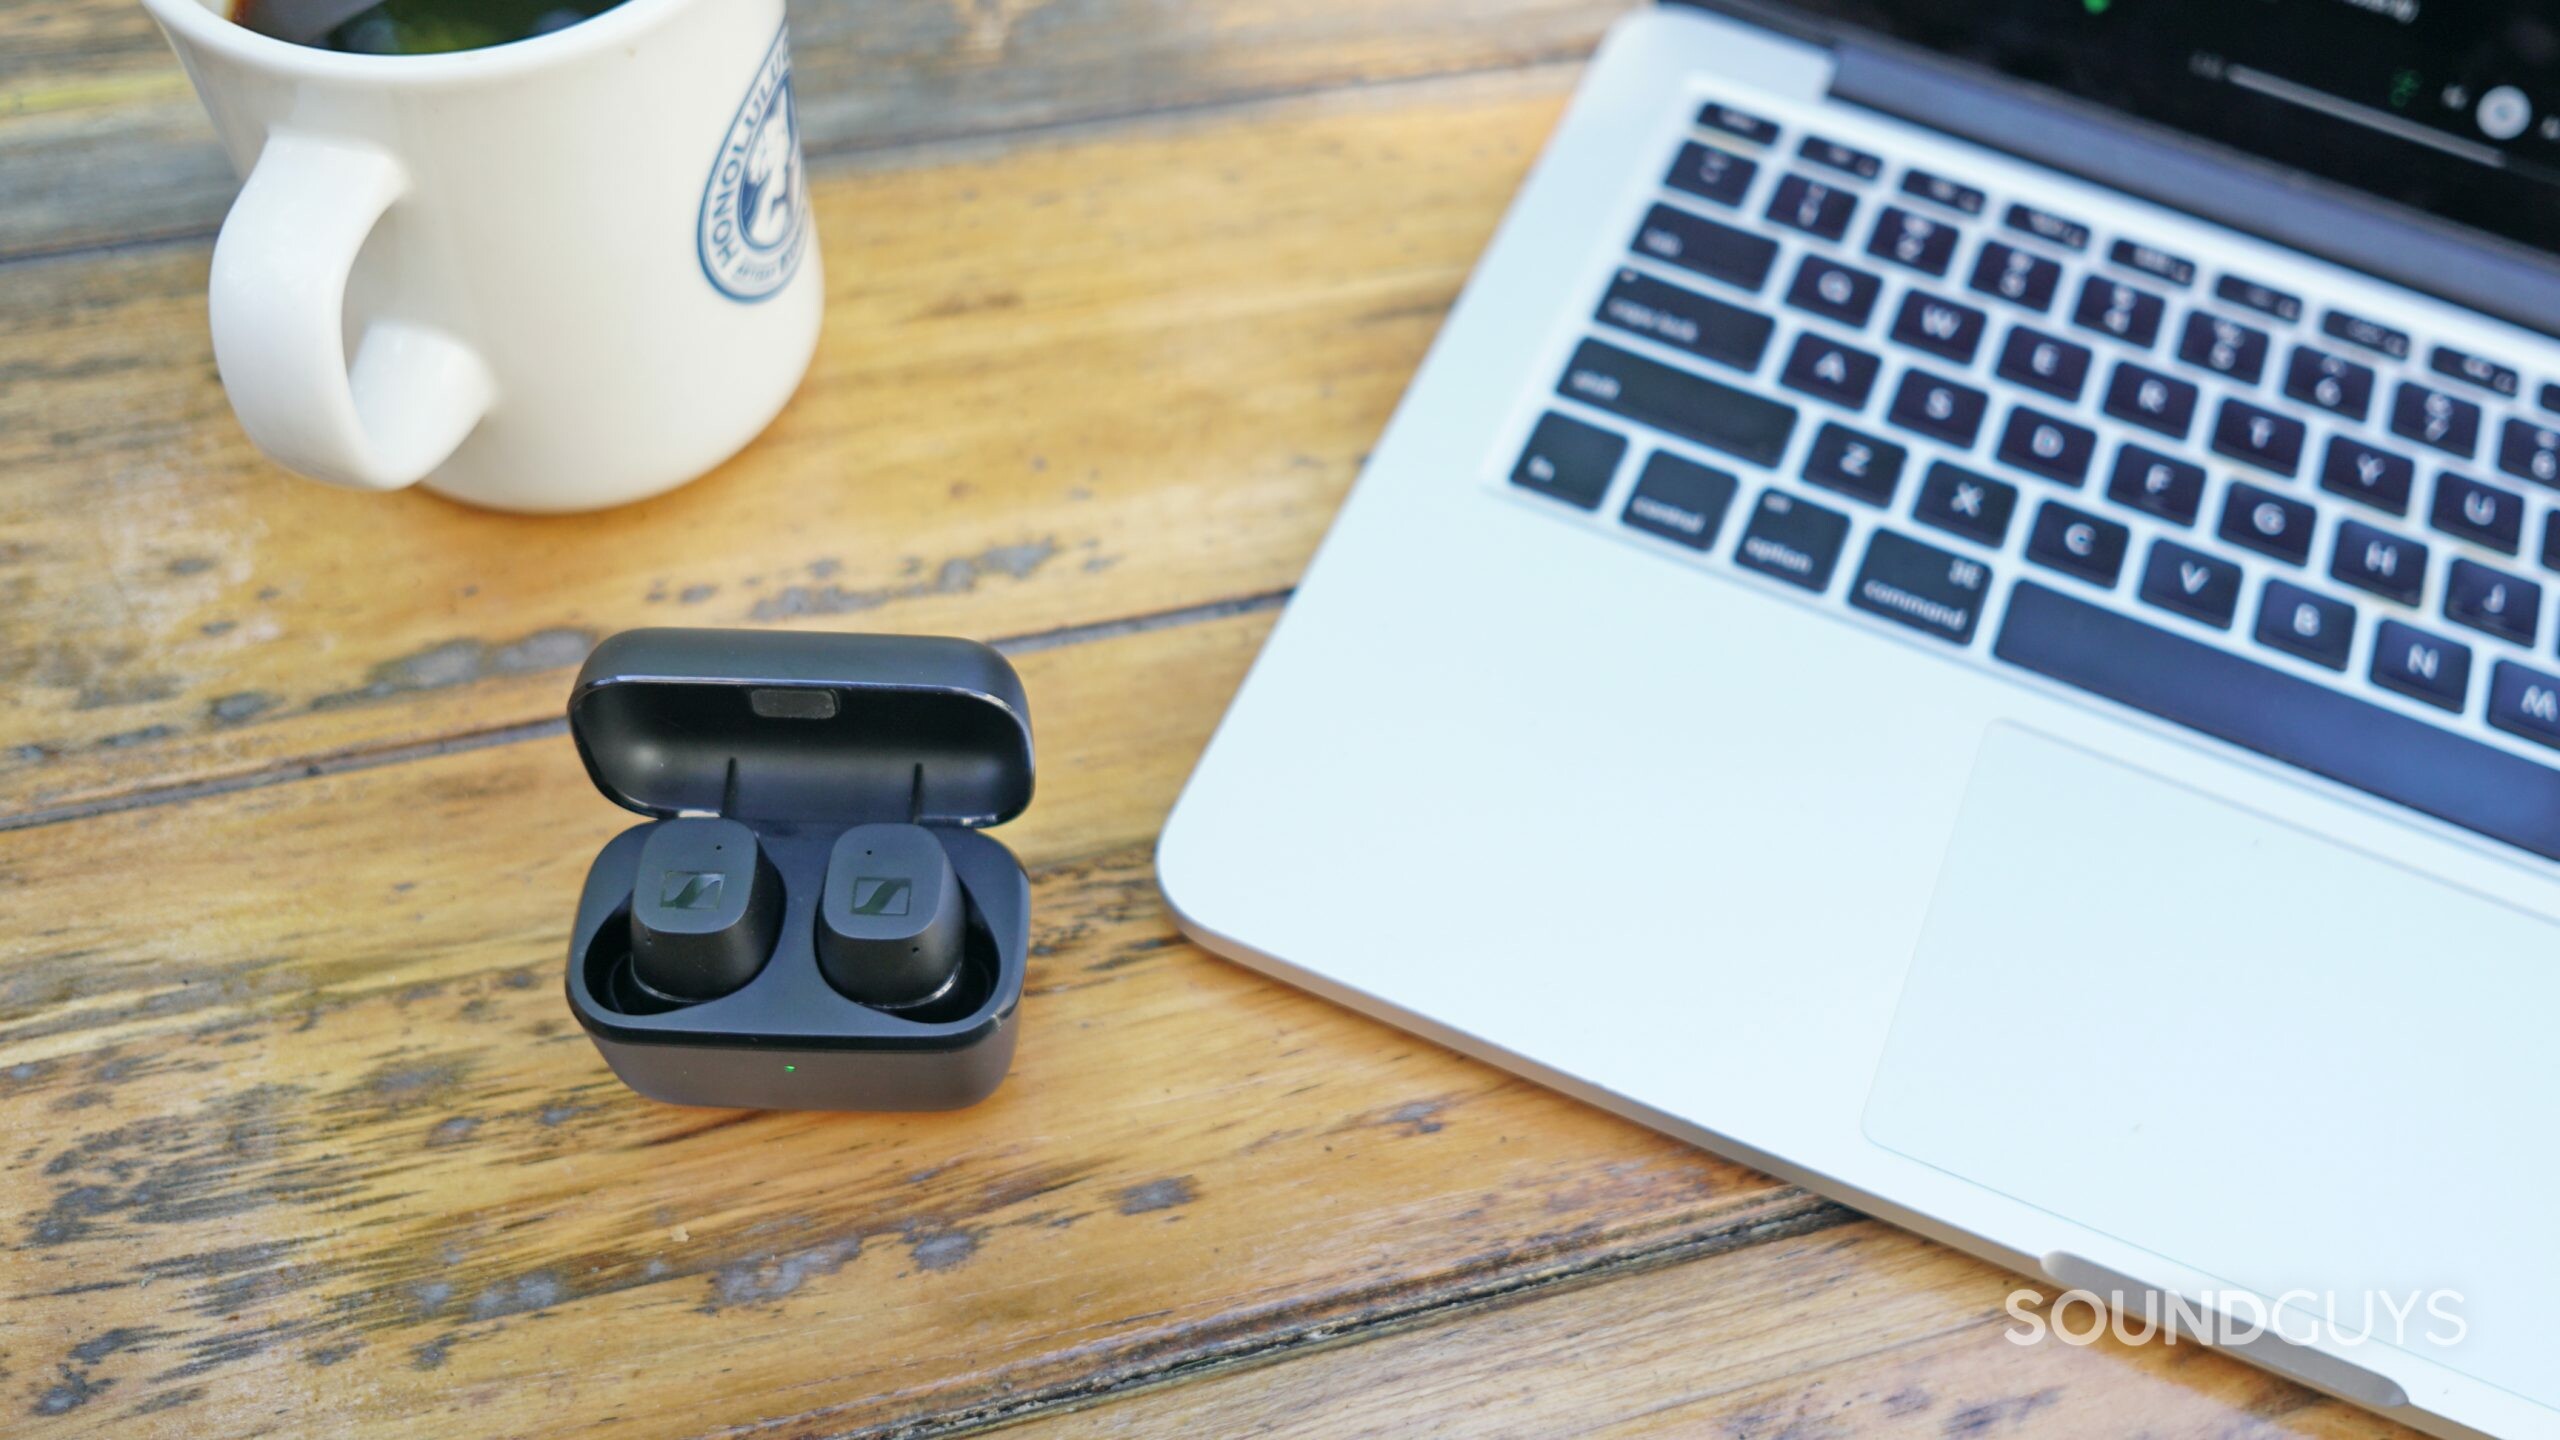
[1864,724,2558,1406]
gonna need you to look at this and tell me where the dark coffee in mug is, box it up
[232,0,626,54]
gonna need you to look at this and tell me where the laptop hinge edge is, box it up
[1825,40,2560,340]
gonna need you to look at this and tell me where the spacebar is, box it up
[1994,581,2560,863]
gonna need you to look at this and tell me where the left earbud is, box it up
[627,818,784,1002]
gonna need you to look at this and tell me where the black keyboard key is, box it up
[1594,268,1774,372]
[2256,579,2355,671]
[1802,422,1905,506]
[2545,512,2560,574]
[1799,134,1882,180]
[2445,558,2542,646]
[1849,529,1993,644]
[2215,274,2303,324]
[1888,291,1986,363]
[2107,444,2204,526]
[2431,345,2521,399]
[2331,519,2427,604]
[1635,203,1780,292]
[2139,539,2242,628]
[2392,382,2482,457]
[1867,207,1958,277]
[2546,382,2560,415]
[1784,255,1882,327]
[2431,471,2525,555]
[1735,489,1848,591]
[1697,102,1780,147]
[1557,340,1800,468]
[1996,406,2096,487]
[2498,418,2560,490]
[1968,242,2060,312]
[2004,203,2089,251]
[1996,327,2091,401]
[2109,238,2196,288]
[2372,619,2471,712]
[1999,583,2560,860]
[2489,661,2560,749]
[2072,276,2165,347]
[2319,436,2414,516]
[2175,311,2269,385]
[1778,332,1881,408]
[2322,309,2411,360]
[1886,370,1988,448]
[2219,480,2315,565]
[2282,346,2373,420]
[1913,462,2016,547]
[1901,168,1986,215]
[2026,500,2128,587]
[2102,361,2198,439]
[2211,398,2306,476]
[1766,174,1856,242]
[1510,411,1624,510]
[1665,141,1758,208]
[1620,451,1740,550]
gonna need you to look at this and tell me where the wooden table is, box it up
[0,3,2424,1434]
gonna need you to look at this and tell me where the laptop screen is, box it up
[1772,0,2560,258]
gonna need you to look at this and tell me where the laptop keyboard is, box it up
[1513,98,2560,864]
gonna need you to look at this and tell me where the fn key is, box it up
[1851,529,1993,644]
[1510,411,1626,510]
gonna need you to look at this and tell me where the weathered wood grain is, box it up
[0,0,1626,261]
[2,5,2438,1435]
[0,609,2415,1439]
[0,67,1572,820]
[1008,1223,2419,1439]
[1,611,1828,1436]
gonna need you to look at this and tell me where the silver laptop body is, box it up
[1161,7,2560,1436]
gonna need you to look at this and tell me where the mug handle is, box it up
[207,131,495,491]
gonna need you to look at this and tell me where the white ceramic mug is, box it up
[142,0,823,512]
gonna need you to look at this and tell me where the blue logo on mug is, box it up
[698,25,810,303]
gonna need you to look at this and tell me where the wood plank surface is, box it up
[1010,1223,2412,1439]
[0,0,1622,261]
[1,611,1828,1436]
[0,3,2442,1436]
[0,609,2417,1438]
[0,65,1572,821]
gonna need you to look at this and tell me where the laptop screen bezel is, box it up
[1672,0,2560,274]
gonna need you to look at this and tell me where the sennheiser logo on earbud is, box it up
[848,877,912,916]
[660,872,727,911]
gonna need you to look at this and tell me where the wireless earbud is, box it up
[816,823,967,1008]
[628,817,784,1001]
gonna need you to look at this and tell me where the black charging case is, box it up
[562,628,1033,1111]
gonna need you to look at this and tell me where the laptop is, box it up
[1158,3,2560,1435]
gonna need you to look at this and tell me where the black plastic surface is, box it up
[567,823,1029,1109]
[561,629,1034,1112]
[628,818,785,1001]
[568,628,1034,826]
[815,823,969,1009]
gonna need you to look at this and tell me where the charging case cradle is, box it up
[563,628,1034,1111]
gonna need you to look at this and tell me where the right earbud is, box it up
[816,823,967,1008]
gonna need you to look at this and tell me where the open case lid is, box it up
[567,629,1033,827]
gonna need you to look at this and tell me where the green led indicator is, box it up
[783,1064,796,1072]
[2083,0,2109,13]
